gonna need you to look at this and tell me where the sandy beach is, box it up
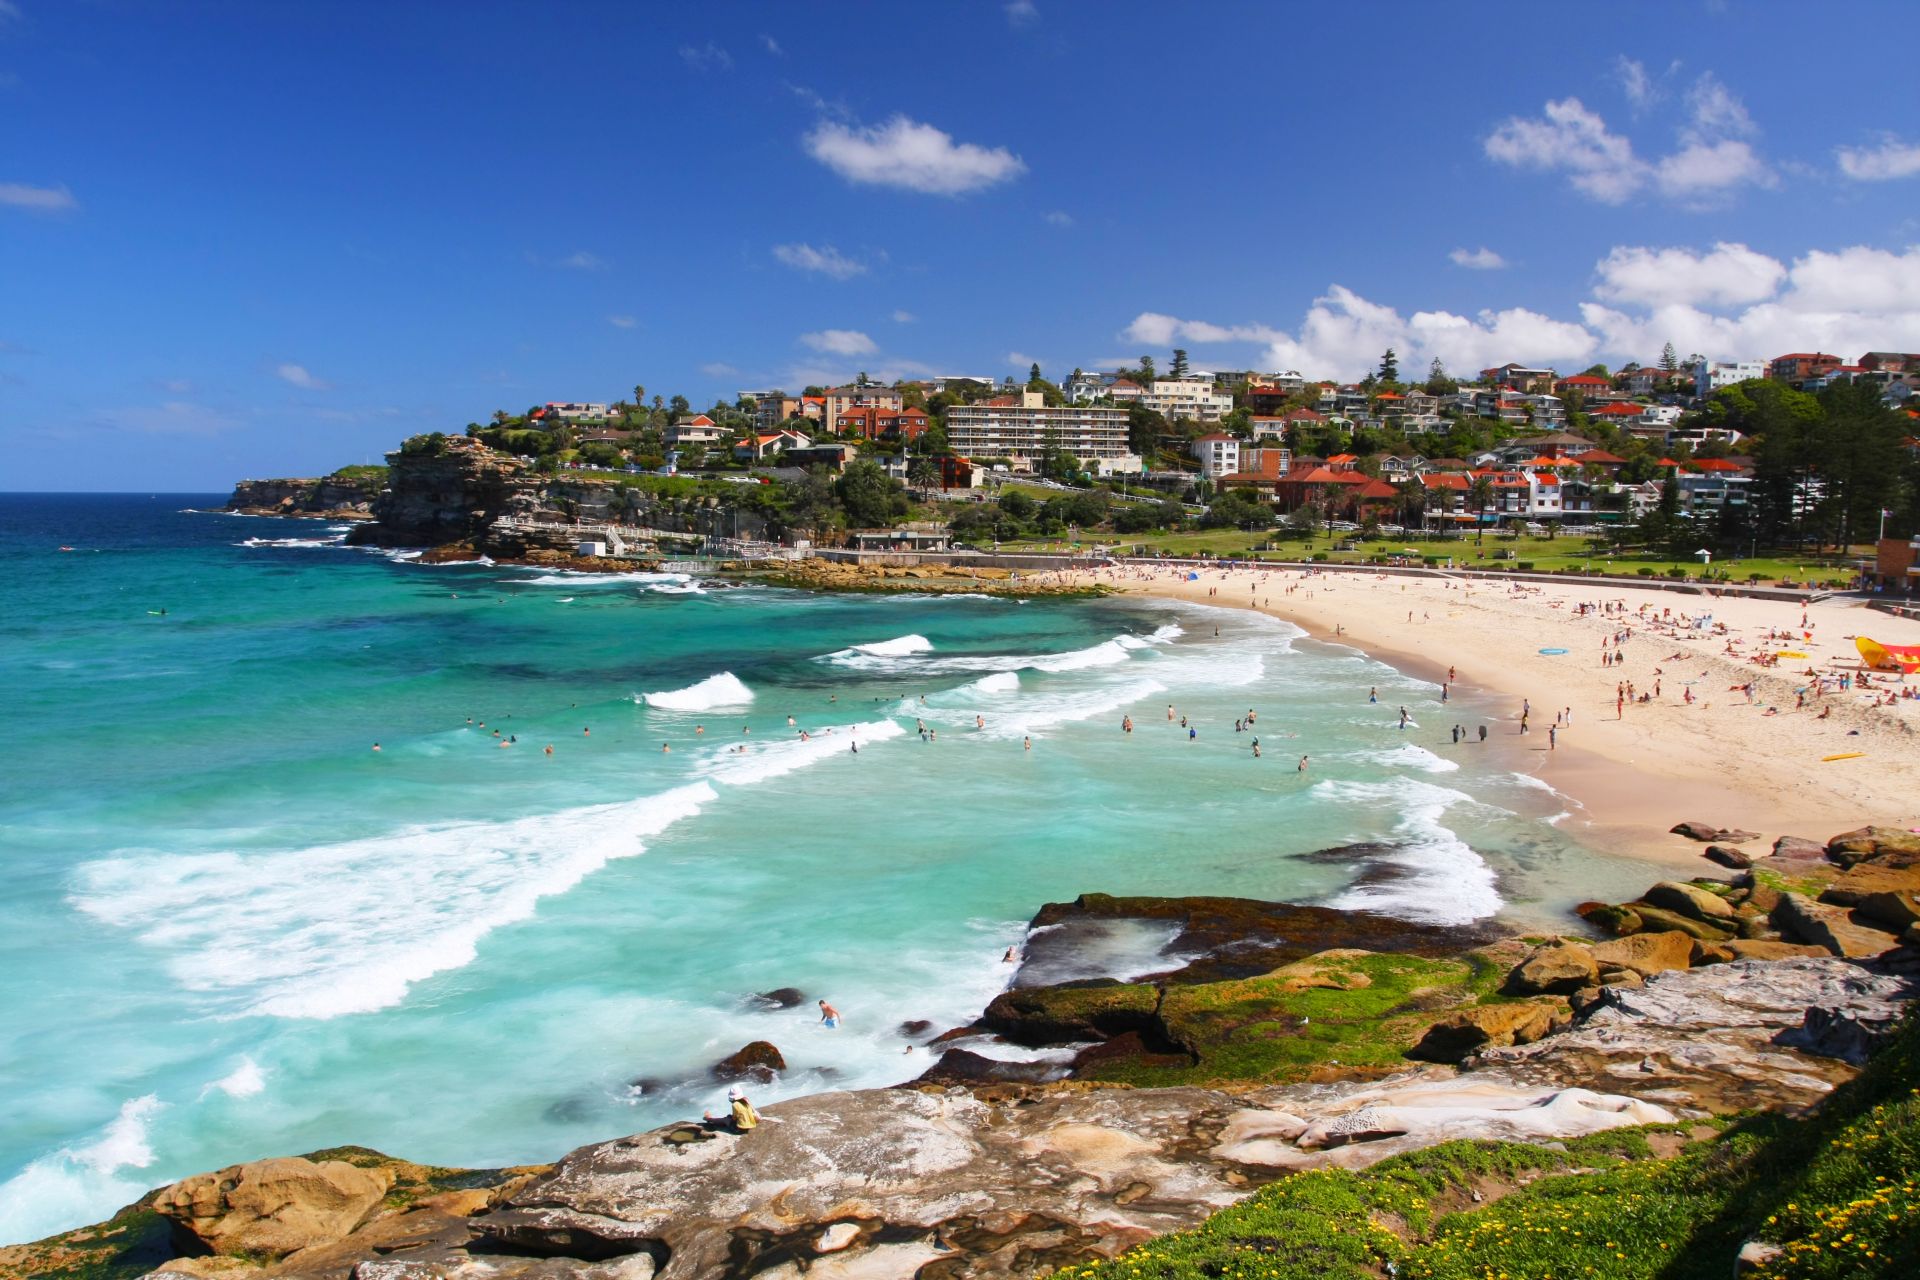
[1074,563,1920,867]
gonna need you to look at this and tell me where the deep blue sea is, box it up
[0,493,1662,1243]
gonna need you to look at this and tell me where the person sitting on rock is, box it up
[704,1085,759,1134]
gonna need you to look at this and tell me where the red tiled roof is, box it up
[1420,473,1470,489]
[1693,457,1745,471]
[1354,479,1400,500]
[1591,402,1644,416]
[1577,449,1627,463]
[1559,375,1611,386]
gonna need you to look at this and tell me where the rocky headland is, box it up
[10,820,1920,1280]
[225,475,384,521]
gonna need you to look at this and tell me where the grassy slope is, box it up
[1052,1013,1920,1280]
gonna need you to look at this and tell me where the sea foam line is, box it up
[1310,778,1501,925]
[639,672,755,711]
[70,782,717,1021]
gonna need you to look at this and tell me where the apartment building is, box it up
[1138,377,1233,423]
[1694,359,1766,398]
[1191,433,1240,480]
[821,383,904,427]
[943,391,1139,473]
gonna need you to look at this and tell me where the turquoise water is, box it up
[0,494,1663,1243]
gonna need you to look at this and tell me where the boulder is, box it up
[1704,845,1753,870]
[1689,939,1735,965]
[1624,905,1735,942]
[914,1048,1061,1086]
[1575,903,1643,936]
[1504,942,1599,995]
[1770,836,1828,862]
[755,988,806,1009]
[1722,939,1830,961]
[1643,880,1736,922]
[1826,826,1920,864]
[1778,1004,1908,1066]
[155,1157,394,1260]
[897,1019,933,1038]
[1597,968,1644,988]
[1671,821,1757,843]
[711,1041,786,1082]
[815,1223,862,1253]
[1408,1002,1566,1063]
[1819,862,1920,931]
[1589,930,1694,978]
[1772,893,1903,958]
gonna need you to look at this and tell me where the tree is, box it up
[1816,379,1909,548]
[632,384,646,408]
[1659,343,1679,373]
[1582,363,1610,378]
[1028,361,1043,385]
[1378,348,1399,383]
[1468,475,1495,543]
[998,489,1036,522]
[1126,402,1168,457]
[906,455,938,488]
[1170,348,1190,379]
[669,394,691,416]
[1140,355,1155,382]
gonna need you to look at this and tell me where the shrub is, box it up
[1638,567,1656,577]
[1515,561,1535,571]
[1312,552,1329,562]
[1667,567,1688,579]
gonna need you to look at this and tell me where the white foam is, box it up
[1310,778,1501,924]
[702,720,906,785]
[1378,743,1461,774]
[1506,772,1558,793]
[0,1095,163,1246]
[516,571,694,589]
[975,677,1167,738]
[837,634,934,658]
[237,535,342,549]
[963,671,1021,695]
[200,1057,267,1100]
[641,672,755,711]
[71,783,717,1020]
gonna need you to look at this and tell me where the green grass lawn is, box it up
[1009,527,1862,587]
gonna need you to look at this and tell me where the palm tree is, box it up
[1468,476,1495,544]
[907,456,938,489]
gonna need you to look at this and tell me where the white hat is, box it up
[727,1085,745,1100]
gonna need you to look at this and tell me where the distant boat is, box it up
[59,545,75,552]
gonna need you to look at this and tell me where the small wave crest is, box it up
[0,1095,163,1246]
[640,672,754,711]
[1309,779,1499,924]
[827,634,934,660]
[70,783,717,1020]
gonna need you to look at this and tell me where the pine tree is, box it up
[1029,362,1043,385]
[1170,348,1190,379]
[1378,348,1399,383]
[1660,343,1678,373]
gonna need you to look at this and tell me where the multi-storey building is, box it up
[943,391,1139,473]
[1694,359,1766,398]
[1138,377,1233,423]
[821,384,904,428]
[1191,433,1240,480]
[1768,353,1842,387]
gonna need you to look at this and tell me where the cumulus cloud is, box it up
[556,251,606,271]
[1836,135,1920,181]
[803,115,1025,195]
[1153,241,1920,383]
[799,329,877,356]
[1007,351,1037,368]
[607,314,637,329]
[678,42,732,71]
[1592,242,1786,309]
[772,242,867,279]
[1122,312,1285,347]
[1486,73,1772,206]
[0,181,77,212]
[700,362,739,377]
[275,363,329,390]
[891,309,916,323]
[1005,1,1039,26]
[1449,247,1508,270]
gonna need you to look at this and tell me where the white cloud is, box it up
[678,42,732,71]
[1121,312,1285,347]
[556,250,606,271]
[772,242,867,279]
[1485,97,1645,204]
[761,34,784,56]
[1615,56,1656,110]
[891,309,916,323]
[1836,135,1920,181]
[1592,242,1786,308]
[607,314,637,329]
[803,115,1026,196]
[1005,0,1039,26]
[275,363,329,390]
[1176,240,1920,384]
[1486,73,1771,207]
[1007,351,1038,368]
[1042,209,1074,227]
[1449,247,1508,270]
[700,362,739,377]
[0,181,77,212]
[799,329,877,356]
[0,2,19,24]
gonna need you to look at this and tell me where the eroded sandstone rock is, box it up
[155,1157,394,1260]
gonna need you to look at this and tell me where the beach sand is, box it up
[1074,563,1920,868]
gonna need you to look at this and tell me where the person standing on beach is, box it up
[1478,725,1487,742]
[1549,726,1557,751]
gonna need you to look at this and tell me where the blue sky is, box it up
[3,0,1919,490]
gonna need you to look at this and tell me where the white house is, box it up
[1191,432,1241,479]
[665,414,726,445]
[1694,359,1766,398]
[1141,378,1233,424]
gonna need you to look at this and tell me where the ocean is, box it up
[0,493,1663,1244]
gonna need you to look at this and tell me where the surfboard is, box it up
[1822,752,1865,762]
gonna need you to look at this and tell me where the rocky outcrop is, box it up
[154,1157,394,1260]
[227,475,383,520]
[1475,957,1915,1113]
[710,1042,785,1082]
[1671,821,1758,843]
[1408,1002,1569,1062]
[1772,893,1903,958]
[1504,942,1599,995]
[351,439,533,548]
